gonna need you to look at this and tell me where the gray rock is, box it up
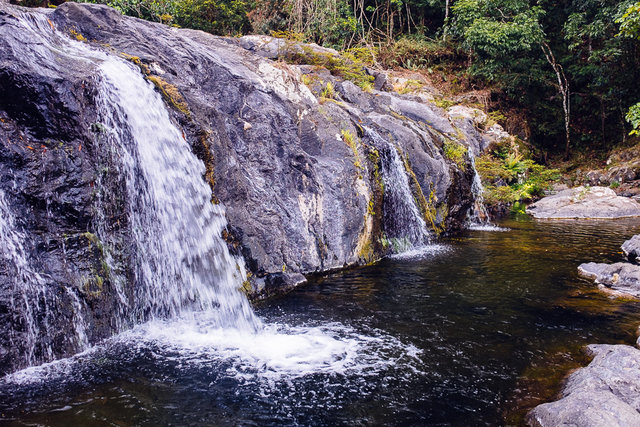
[527,345,640,427]
[578,262,640,297]
[622,235,640,263]
[527,186,640,219]
[0,2,491,373]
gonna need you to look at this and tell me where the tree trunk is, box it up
[541,42,571,159]
[443,0,450,40]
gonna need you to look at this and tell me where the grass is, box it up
[341,129,363,170]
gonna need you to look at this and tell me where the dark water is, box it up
[3,216,640,426]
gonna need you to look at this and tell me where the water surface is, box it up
[3,216,640,426]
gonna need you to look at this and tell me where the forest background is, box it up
[11,0,640,167]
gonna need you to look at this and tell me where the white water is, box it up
[82,63,424,381]
[0,188,52,365]
[363,127,431,248]
[467,151,508,231]
[93,59,259,330]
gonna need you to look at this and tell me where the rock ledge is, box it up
[527,186,640,219]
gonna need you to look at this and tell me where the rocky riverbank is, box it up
[526,186,640,219]
[528,233,640,426]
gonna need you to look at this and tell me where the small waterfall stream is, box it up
[363,126,431,249]
[0,188,52,366]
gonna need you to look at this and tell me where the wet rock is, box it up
[526,186,640,219]
[578,262,640,297]
[527,344,640,427]
[0,2,495,372]
[622,235,640,263]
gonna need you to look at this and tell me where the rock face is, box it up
[622,235,640,263]
[527,186,640,219]
[578,262,640,297]
[527,344,640,427]
[0,3,498,374]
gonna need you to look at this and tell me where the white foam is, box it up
[389,244,450,260]
[2,316,423,387]
[119,315,422,380]
[468,224,509,232]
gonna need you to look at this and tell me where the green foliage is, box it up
[78,0,253,34]
[625,102,640,135]
[451,0,545,82]
[617,1,640,39]
[377,35,455,70]
[321,81,335,99]
[476,142,560,206]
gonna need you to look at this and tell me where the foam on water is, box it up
[1,315,423,392]
[118,315,423,380]
[468,224,510,232]
[389,244,450,261]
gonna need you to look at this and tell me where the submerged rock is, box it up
[578,262,640,298]
[527,186,640,219]
[622,235,640,263]
[527,344,640,427]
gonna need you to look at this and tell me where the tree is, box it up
[451,0,574,156]
[617,1,640,135]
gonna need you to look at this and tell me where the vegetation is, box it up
[13,0,640,165]
[443,139,467,169]
[475,138,560,208]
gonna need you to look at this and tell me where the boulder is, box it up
[527,344,640,427]
[578,262,640,298]
[622,235,640,263]
[527,186,640,219]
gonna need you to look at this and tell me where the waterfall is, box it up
[0,188,53,366]
[363,127,430,249]
[468,151,490,225]
[0,8,260,374]
[93,59,260,331]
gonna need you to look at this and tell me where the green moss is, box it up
[443,140,467,169]
[433,97,457,110]
[401,153,444,235]
[83,232,104,253]
[357,237,375,262]
[146,75,190,117]
[281,45,374,90]
[69,28,87,42]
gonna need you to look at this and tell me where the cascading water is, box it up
[93,59,259,331]
[0,188,53,366]
[363,126,430,249]
[467,151,507,231]
[468,151,490,224]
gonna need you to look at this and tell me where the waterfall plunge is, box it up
[93,59,260,331]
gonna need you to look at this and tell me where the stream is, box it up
[2,216,640,426]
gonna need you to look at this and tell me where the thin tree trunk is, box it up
[541,42,571,159]
[443,0,450,40]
